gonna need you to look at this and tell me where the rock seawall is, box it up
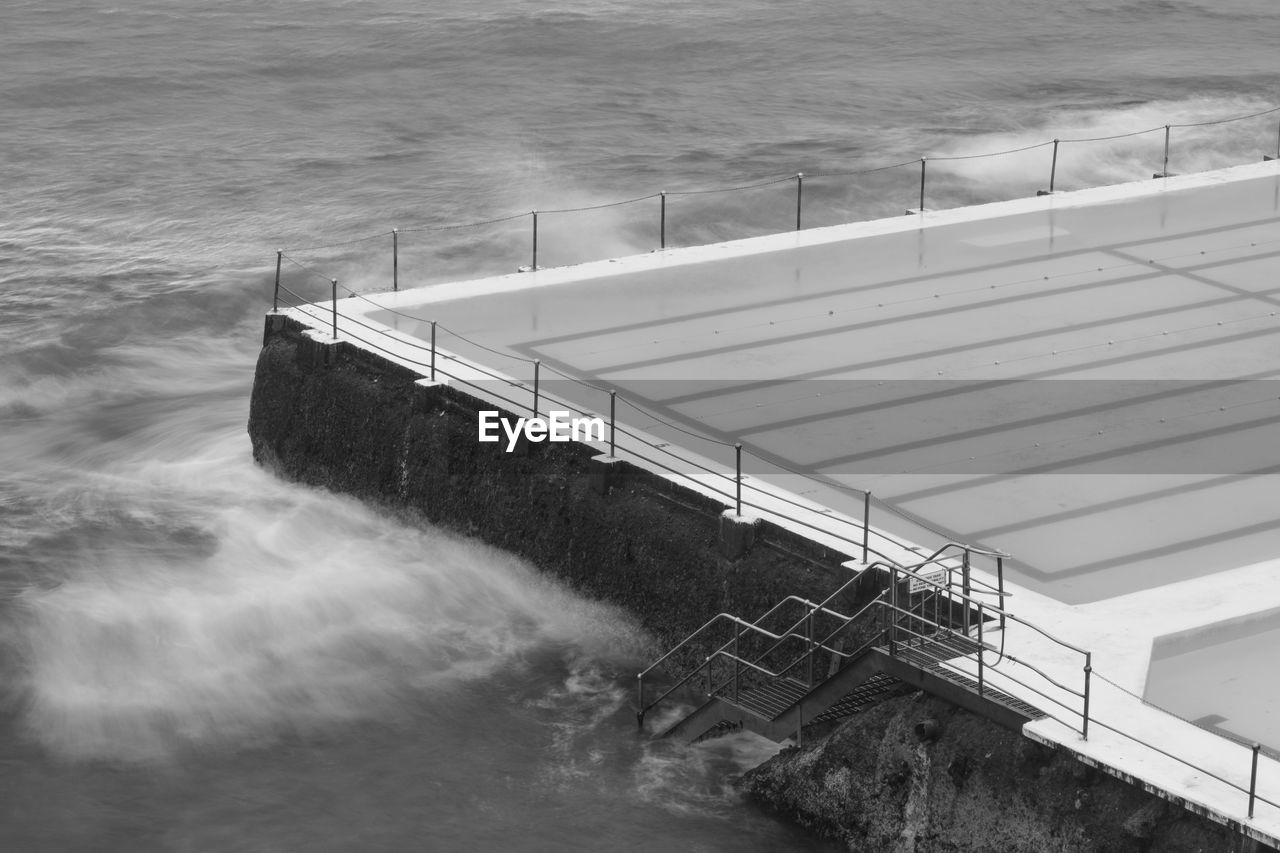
[740,692,1258,852]
[247,316,878,651]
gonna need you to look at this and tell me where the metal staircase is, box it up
[636,544,1085,745]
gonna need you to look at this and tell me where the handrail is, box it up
[638,612,740,681]
[913,541,1009,563]
[637,574,882,726]
[693,562,883,696]
[635,548,1089,733]
[998,609,1090,657]
[886,619,1087,732]
[886,562,1012,622]
[738,496,901,565]
[770,597,892,684]
[278,103,1280,257]
[635,614,768,721]
[639,611,856,723]
[709,633,853,680]
[766,595,854,625]
[900,542,1008,598]
[623,532,1069,731]
[879,600,1084,701]
[1087,717,1280,815]
[812,590,891,656]
[636,592,855,690]
[681,592,1089,739]
[733,596,859,686]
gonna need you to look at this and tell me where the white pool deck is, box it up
[282,160,1280,844]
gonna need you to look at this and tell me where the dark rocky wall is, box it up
[740,692,1260,853]
[248,316,878,651]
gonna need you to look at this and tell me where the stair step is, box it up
[884,644,1046,721]
[727,679,809,719]
[690,719,740,744]
[809,673,902,725]
[896,631,983,661]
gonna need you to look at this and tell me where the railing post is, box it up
[977,602,985,697]
[609,390,616,457]
[430,320,437,381]
[806,603,815,685]
[962,549,972,634]
[532,359,540,416]
[889,565,898,655]
[659,191,667,249]
[1249,742,1261,818]
[733,619,741,703]
[862,490,871,563]
[735,443,743,515]
[933,572,940,628]
[996,556,1006,630]
[330,279,338,338]
[531,211,538,271]
[636,674,645,730]
[795,172,803,231]
[1049,139,1059,193]
[1162,124,1171,177]
[273,249,282,311]
[1082,653,1092,740]
[392,228,399,292]
[919,157,927,211]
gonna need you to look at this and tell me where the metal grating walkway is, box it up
[808,672,903,725]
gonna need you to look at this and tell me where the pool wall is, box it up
[248,315,882,651]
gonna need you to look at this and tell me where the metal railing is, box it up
[634,548,1026,726]
[634,557,1091,740]
[630,552,1278,823]
[635,564,880,728]
[275,105,1280,285]
[882,561,1092,735]
[634,548,1274,819]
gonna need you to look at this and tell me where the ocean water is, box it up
[2,0,1278,849]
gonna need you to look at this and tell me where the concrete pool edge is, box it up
[339,158,1280,312]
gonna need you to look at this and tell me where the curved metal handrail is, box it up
[900,542,1008,598]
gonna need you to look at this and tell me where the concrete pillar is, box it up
[298,329,340,369]
[590,454,624,495]
[263,313,287,346]
[719,510,759,560]
[841,559,890,602]
[411,378,449,416]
